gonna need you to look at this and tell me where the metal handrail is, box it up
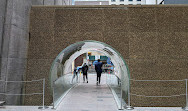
[0,93,43,96]
[0,79,44,82]
[107,73,121,82]
[130,79,185,82]
[0,78,47,109]
[127,78,188,110]
[130,94,186,98]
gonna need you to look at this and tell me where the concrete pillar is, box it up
[0,0,45,105]
[0,0,8,102]
[0,0,30,105]
[55,0,63,5]
[31,0,44,5]
[44,0,55,5]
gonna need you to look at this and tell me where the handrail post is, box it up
[43,78,45,108]
[125,79,134,110]
[106,72,107,84]
[52,81,55,109]
[183,79,188,111]
[110,73,111,85]
[120,81,123,110]
[38,78,48,109]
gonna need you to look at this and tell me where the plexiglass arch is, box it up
[50,40,130,109]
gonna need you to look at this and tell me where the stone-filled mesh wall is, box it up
[26,6,188,106]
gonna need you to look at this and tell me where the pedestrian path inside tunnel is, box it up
[56,73,119,111]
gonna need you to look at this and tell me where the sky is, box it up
[146,0,163,4]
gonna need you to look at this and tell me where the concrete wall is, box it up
[0,0,7,101]
[0,0,32,105]
[0,0,71,105]
[27,5,188,106]
[32,0,72,6]
[0,0,6,57]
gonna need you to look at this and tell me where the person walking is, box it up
[95,59,103,85]
[71,67,78,83]
[82,63,88,83]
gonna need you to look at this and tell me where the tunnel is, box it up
[49,40,130,109]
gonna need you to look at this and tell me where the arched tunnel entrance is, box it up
[49,40,130,109]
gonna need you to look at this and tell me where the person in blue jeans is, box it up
[95,59,103,85]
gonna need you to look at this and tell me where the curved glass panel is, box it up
[50,40,130,109]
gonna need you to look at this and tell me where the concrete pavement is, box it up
[56,74,119,111]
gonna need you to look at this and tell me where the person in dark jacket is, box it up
[82,63,88,83]
[95,59,103,85]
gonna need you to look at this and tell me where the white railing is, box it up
[125,79,188,110]
[0,78,47,109]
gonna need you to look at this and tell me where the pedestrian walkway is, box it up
[56,74,119,111]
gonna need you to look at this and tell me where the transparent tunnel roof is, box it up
[50,40,130,93]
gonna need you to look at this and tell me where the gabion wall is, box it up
[26,5,188,106]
